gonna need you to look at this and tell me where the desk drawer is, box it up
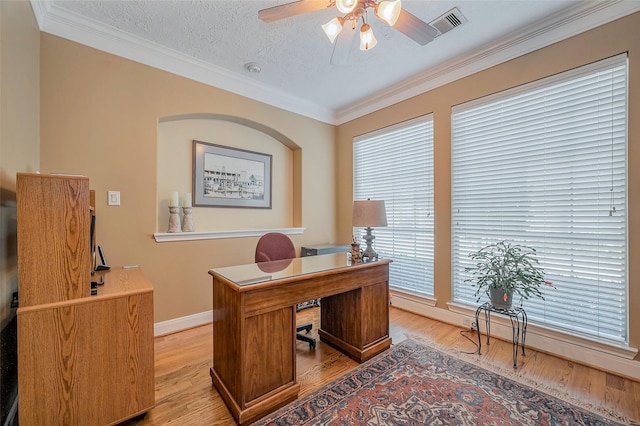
[244,263,389,317]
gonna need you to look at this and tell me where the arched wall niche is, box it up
[156,113,303,236]
[160,113,301,150]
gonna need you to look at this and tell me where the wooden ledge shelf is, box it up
[153,227,305,242]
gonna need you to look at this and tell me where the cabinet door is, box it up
[18,292,154,425]
[17,173,91,306]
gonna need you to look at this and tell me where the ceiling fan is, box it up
[258,0,439,65]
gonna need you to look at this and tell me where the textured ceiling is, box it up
[40,0,640,123]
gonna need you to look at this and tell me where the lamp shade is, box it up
[352,199,387,227]
[336,0,357,14]
[359,24,377,51]
[376,0,402,26]
[322,17,344,44]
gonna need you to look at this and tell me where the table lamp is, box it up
[352,199,387,260]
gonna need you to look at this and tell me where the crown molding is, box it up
[30,0,336,124]
[335,0,640,124]
[29,0,51,29]
[30,0,640,126]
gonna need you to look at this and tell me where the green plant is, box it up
[464,241,554,303]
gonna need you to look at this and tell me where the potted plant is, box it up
[464,241,554,308]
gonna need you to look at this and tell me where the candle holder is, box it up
[182,207,194,232]
[168,206,181,233]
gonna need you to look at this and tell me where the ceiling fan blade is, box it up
[330,21,357,66]
[394,8,439,45]
[258,0,330,23]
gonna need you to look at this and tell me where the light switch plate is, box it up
[108,191,120,206]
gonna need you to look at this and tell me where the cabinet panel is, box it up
[244,307,295,403]
[321,289,361,347]
[361,281,390,345]
[18,289,154,425]
[17,173,91,306]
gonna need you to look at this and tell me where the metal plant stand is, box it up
[475,302,528,368]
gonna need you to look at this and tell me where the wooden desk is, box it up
[209,253,392,425]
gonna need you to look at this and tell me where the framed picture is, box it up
[192,140,272,208]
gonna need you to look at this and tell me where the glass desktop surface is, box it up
[210,252,356,286]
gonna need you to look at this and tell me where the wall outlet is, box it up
[464,317,476,331]
[108,191,120,206]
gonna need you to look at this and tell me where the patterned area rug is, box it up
[252,338,630,425]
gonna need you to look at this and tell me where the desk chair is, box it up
[255,232,316,350]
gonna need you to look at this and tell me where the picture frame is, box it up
[192,140,272,208]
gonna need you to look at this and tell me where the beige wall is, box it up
[0,0,40,322]
[1,0,40,180]
[157,118,293,231]
[337,12,640,349]
[39,35,337,323]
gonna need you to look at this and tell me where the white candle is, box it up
[184,193,192,207]
[170,191,179,207]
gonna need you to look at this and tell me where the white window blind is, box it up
[451,54,628,344]
[354,115,434,296]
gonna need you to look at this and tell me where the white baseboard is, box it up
[390,291,640,382]
[154,310,213,337]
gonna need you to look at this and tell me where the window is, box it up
[451,54,628,344]
[354,115,434,296]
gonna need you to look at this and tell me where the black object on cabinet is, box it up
[300,245,350,257]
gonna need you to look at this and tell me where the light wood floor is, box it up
[122,306,640,425]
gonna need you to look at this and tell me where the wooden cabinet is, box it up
[16,173,155,425]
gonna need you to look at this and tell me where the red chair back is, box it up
[255,232,296,263]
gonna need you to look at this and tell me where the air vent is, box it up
[429,7,468,36]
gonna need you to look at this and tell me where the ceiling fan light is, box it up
[321,17,344,43]
[376,0,401,26]
[336,0,357,14]
[359,24,377,51]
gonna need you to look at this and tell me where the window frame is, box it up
[450,54,629,344]
[353,114,435,296]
